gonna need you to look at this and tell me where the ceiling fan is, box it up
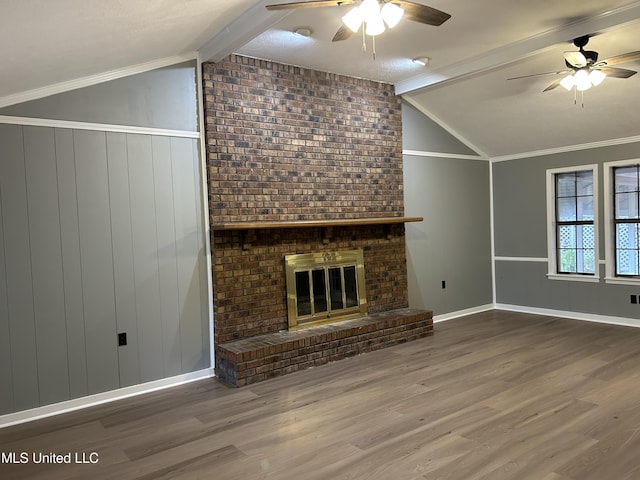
[265,0,451,43]
[508,35,640,95]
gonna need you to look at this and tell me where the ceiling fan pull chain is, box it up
[372,34,376,61]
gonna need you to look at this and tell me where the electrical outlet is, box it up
[118,332,127,346]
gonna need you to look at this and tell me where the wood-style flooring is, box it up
[2,310,640,480]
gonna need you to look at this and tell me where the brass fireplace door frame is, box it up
[284,249,367,330]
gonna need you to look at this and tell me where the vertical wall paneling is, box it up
[0,59,208,416]
[0,168,14,413]
[152,136,183,377]
[55,128,88,399]
[127,134,164,382]
[106,132,140,387]
[74,129,120,394]
[1,126,207,415]
[23,126,70,405]
[0,124,40,410]
[172,137,206,371]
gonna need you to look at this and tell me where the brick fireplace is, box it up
[202,55,433,386]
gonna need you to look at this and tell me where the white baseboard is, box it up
[495,303,640,329]
[0,368,214,429]
[432,304,495,323]
[4,304,637,428]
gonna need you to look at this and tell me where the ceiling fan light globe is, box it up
[589,69,606,86]
[574,69,592,90]
[560,74,575,91]
[359,0,381,20]
[342,7,363,33]
[365,15,385,36]
[381,2,404,28]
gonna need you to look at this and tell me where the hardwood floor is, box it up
[3,310,640,479]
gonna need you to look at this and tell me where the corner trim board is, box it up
[491,134,640,163]
[196,51,216,370]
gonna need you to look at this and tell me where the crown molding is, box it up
[491,134,640,162]
[0,54,197,109]
[402,96,489,158]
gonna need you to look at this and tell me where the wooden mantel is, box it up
[212,216,423,231]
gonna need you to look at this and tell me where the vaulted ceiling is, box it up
[2,0,640,158]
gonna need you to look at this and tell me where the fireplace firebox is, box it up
[285,249,367,329]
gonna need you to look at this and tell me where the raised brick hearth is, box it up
[203,55,433,387]
[216,308,433,386]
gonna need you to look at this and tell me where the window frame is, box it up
[604,159,640,285]
[546,164,599,282]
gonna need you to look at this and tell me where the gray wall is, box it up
[0,61,198,132]
[493,141,640,319]
[402,104,493,316]
[402,101,479,156]
[0,63,208,415]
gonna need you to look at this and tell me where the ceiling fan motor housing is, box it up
[583,50,598,64]
[573,35,590,49]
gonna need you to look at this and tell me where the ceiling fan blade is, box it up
[393,1,451,26]
[597,67,637,79]
[543,78,563,92]
[564,51,587,68]
[332,24,354,42]
[597,50,640,67]
[507,70,568,81]
[266,0,356,10]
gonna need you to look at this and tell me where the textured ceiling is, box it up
[0,0,253,98]
[2,0,640,157]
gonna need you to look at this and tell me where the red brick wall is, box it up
[202,55,408,346]
[202,55,404,223]
[213,225,408,344]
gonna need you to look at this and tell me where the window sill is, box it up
[547,273,600,283]
[604,276,640,286]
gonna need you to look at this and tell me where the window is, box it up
[546,165,598,281]
[613,165,640,276]
[604,160,640,284]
